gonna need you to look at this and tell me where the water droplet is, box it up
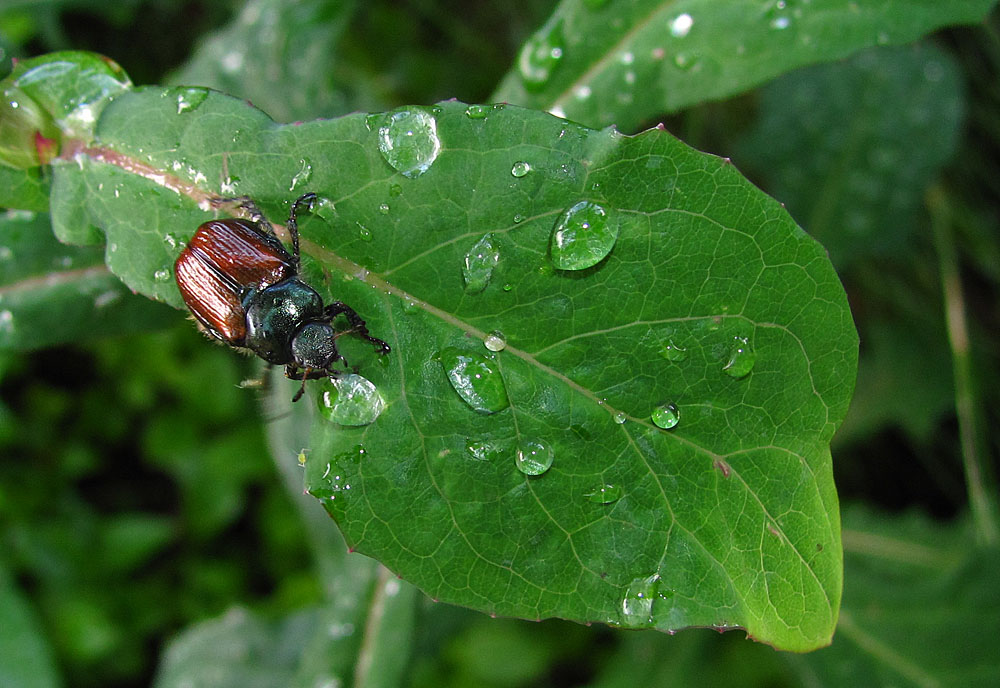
[512,213,524,224]
[376,108,441,178]
[378,202,390,215]
[515,439,554,475]
[518,18,565,91]
[439,347,509,414]
[722,336,756,379]
[317,374,385,425]
[357,223,372,241]
[767,1,792,30]
[502,283,513,292]
[313,196,337,223]
[465,104,490,119]
[670,13,694,37]
[462,233,500,293]
[661,341,688,362]
[613,411,627,425]
[289,158,313,191]
[154,268,171,282]
[585,483,623,504]
[483,330,507,352]
[550,201,619,270]
[389,183,403,197]
[651,403,679,430]
[466,438,505,461]
[621,573,661,628]
[175,87,208,114]
[510,161,531,178]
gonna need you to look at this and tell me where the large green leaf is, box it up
[0,560,62,688]
[492,0,994,131]
[3,54,856,651]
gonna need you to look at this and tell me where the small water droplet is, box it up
[651,403,679,429]
[289,158,313,191]
[483,330,507,352]
[670,13,694,37]
[376,108,441,178]
[439,347,509,414]
[317,374,385,425]
[466,438,505,461]
[661,341,688,362]
[585,483,623,504]
[722,336,756,379]
[357,223,372,241]
[175,87,208,114]
[613,411,627,425]
[389,183,403,197]
[621,573,661,628]
[519,18,565,91]
[513,213,525,224]
[502,283,513,292]
[465,104,490,120]
[313,196,337,223]
[550,201,619,270]
[154,268,171,282]
[515,439,554,476]
[378,202,390,215]
[462,233,500,293]
[511,161,531,178]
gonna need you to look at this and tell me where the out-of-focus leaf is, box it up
[0,209,176,351]
[737,44,964,267]
[8,55,856,651]
[789,507,1000,686]
[0,559,62,688]
[170,0,373,122]
[492,0,991,132]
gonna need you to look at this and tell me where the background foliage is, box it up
[1,0,998,686]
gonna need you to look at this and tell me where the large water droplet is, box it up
[289,158,313,191]
[510,161,531,178]
[518,18,565,91]
[439,347,509,414]
[175,87,208,114]
[621,573,662,628]
[722,336,756,379]
[483,330,507,352]
[660,340,688,362]
[651,403,679,429]
[462,233,500,293]
[317,374,385,425]
[585,483,623,504]
[550,201,619,270]
[515,439,554,475]
[376,108,441,178]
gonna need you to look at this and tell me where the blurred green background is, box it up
[2,1,998,686]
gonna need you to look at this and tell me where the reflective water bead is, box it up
[439,347,509,414]
[515,439,554,475]
[651,403,679,429]
[376,108,441,178]
[549,201,619,270]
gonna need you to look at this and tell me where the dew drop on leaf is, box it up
[462,233,500,293]
[465,104,490,119]
[651,402,679,429]
[317,374,385,426]
[660,341,688,362]
[621,573,661,628]
[313,196,337,223]
[511,161,531,178]
[289,158,313,191]
[483,330,507,352]
[466,438,505,461]
[518,17,565,91]
[378,202,390,215]
[550,201,619,270]
[376,108,441,178]
[439,347,509,414]
[174,87,208,114]
[154,269,170,282]
[515,439,554,475]
[669,13,694,38]
[613,411,627,425]
[584,483,623,504]
[722,336,756,379]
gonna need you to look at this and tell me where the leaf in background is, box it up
[10,53,856,650]
[736,43,964,268]
[0,209,175,351]
[170,0,377,122]
[492,0,992,132]
[788,507,1000,686]
[0,560,62,688]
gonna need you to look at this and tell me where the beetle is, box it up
[174,192,390,401]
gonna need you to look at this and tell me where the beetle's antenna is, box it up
[287,193,318,271]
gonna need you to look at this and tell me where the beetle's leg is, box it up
[325,302,392,354]
[287,364,311,403]
[209,196,277,237]
[286,193,317,271]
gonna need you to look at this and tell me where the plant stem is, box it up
[927,186,1000,546]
